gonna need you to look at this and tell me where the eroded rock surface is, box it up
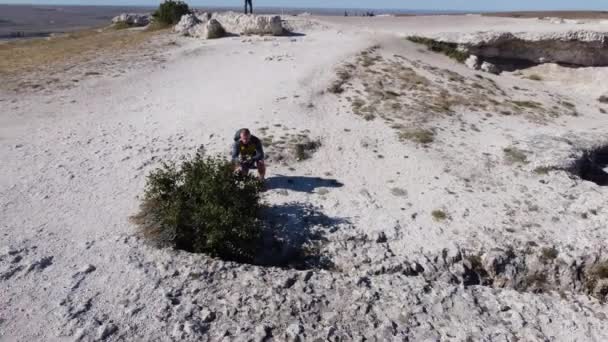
[175,11,285,38]
[439,30,608,66]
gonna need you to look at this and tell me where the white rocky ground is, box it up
[2,14,608,341]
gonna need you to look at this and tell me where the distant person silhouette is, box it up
[244,0,253,14]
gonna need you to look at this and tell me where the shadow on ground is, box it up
[577,146,608,186]
[284,30,306,37]
[255,202,350,270]
[266,175,344,193]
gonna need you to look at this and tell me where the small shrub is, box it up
[131,153,263,262]
[511,100,542,109]
[152,0,191,25]
[526,74,543,81]
[598,95,608,104]
[406,36,469,63]
[112,22,132,30]
[328,82,344,94]
[431,210,447,221]
[145,21,172,31]
[533,166,554,175]
[399,129,435,144]
[363,113,375,121]
[590,262,608,279]
[540,246,559,262]
[585,260,608,295]
[293,139,321,161]
[560,101,576,109]
[600,108,607,114]
[503,147,528,164]
[390,187,407,197]
[328,66,353,94]
[521,273,548,293]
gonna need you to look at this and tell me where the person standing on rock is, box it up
[232,128,265,180]
[244,0,253,14]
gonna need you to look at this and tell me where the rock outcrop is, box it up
[213,12,284,36]
[451,30,608,67]
[205,19,225,39]
[175,11,285,39]
[174,13,201,35]
[111,13,151,27]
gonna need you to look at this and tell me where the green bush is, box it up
[132,153,263,262]
[406,36,469,63]
[152,0,191,25]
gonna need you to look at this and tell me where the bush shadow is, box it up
[255,202,350,270]
[266,175,344,193]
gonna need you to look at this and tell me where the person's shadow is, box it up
[265,175,344,193]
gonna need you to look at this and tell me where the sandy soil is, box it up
[1,14,608,341]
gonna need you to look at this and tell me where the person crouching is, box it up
[231,128,266,180]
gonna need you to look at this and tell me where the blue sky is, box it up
[0,0,607,11]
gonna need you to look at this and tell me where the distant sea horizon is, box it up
[4,4,600,41]
[0,4,476,40]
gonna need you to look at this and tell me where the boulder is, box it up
[464,55,480,70]
[480,61,500,75]
[176,12,285,39]
[196,12,212,22]
[212,12,284,36]
[111,13,150,27]
[205,19,225,39]
[174,14,201,35]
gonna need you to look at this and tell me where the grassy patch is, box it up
[406,36,469,63]
[328,65,354,94]
[540,246,559,263]
[293,139,321,161]
[586,260,608,296]
[533,166,554,175]
[145,21,172,31]
[560,101,576,109]
[431,210,448,221]
[399,129,435,144]
[503,147,528,164]
[526,74,543,81]
[112,22,133,30]
[511,100,543,109]
[0,28,165,77]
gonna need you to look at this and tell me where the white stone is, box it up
[174,14,201,35]
[205,19,225,39]
[212,12,284,36]
[111,13,150,27]
[464,55,479,70]
[480,61,500,75]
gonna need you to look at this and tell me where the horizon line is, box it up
[0,3,605,13]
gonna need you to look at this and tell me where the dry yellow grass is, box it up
[0,27,168,76]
